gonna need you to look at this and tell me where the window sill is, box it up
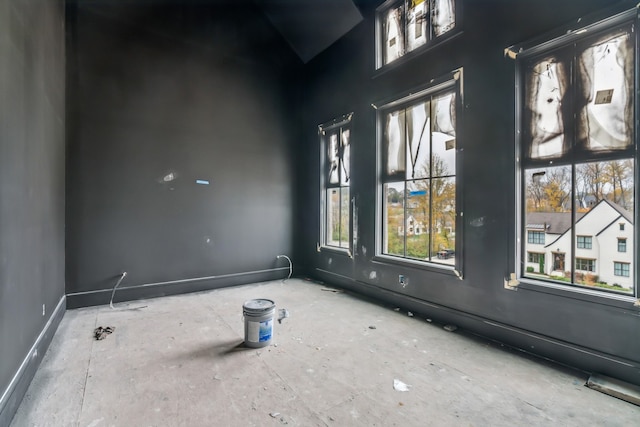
[373,30,463,79]
[372,254,461,278]
[319,245,352,258]
[516,277,638,310]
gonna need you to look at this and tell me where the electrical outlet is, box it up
[399,275,408,287]
[42,304,45,316]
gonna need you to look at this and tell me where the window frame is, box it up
[375,0,462,71]
[527,230,545,245]
[614,262,630,277]
[374,69,463,276]
[511,6,638,302]
[618,238,627,253]
[577,236,593,250]
[319,113,354,256]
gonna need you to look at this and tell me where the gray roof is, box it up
[525,212,584,234]
[604,199,634,224]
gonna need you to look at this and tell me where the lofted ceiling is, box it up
[255,0,363,63]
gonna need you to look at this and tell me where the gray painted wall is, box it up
[0,0,66,423]
[298,0,640,386]
[65,1,300,306]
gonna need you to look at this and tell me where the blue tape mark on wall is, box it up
[409,190,426,196]
[196,179,210,185]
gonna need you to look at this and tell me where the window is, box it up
[614,262,630,277]
[527,252,544,264]
[320,114,352,251]
[378,71,461,267]
[618,238,627,252]
[527,231,545,245]
[376,0,457,68]
[577,236,592,249]
[576,258,595,272]
[516,8,636,295]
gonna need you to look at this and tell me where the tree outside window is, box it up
[518,12,636,295]
[379,74,460,266]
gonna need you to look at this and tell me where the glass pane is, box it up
[431,176,455,263]
[432,91,456,176]
[574,159,634,293]
[339,187,350,247]
[523,165,571,278]
[407,0,427,52]
[386,109,406,175]
[340,128,350,186]
[383,5,404,65]
[431,0,455,37]
[327,133,339,184]
[326,188,340,247]
[525,57,568,160]
[406,102,430,179]
[577,31,634,152]
[384,182,405,256]
[406,180,429,259]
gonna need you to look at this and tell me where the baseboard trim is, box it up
[0,294,66,427]
[67,267,290,308]
[313,268,640,387]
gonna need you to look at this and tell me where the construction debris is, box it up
[93,326,115,340]
[278,308,289,324]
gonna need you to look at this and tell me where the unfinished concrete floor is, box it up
[10,279,639,426]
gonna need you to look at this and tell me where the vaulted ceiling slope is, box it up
[255,0,363,63]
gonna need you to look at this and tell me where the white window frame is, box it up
[319,113,353,255]
[374,69,463,276]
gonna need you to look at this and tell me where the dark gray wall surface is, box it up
[0,0,66,423]
[66,1,301,305]
[298,0,640,385]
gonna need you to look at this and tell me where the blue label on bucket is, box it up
[259,319,273,342]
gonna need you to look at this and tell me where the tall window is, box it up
[516,9,636,295]
[378,72,460,266]
[376,0,457,68]
[320,115,352,251]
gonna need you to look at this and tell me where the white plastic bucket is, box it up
[243,299,275,348]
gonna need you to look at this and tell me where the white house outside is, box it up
[524,199,634,291]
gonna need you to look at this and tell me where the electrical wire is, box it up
[109,272,127,309]
[276,255,292,282]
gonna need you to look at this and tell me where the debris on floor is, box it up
[321,288,344,293]
[93,326,115,340]
[444,324,458,332]
[368,325,377,329]
[393,379,411,392]
[393,307,400,311]
[407,312,414,317]
[278,308,289,324]
[269,412,280,418]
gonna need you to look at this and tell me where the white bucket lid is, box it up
[243,298,275,313]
